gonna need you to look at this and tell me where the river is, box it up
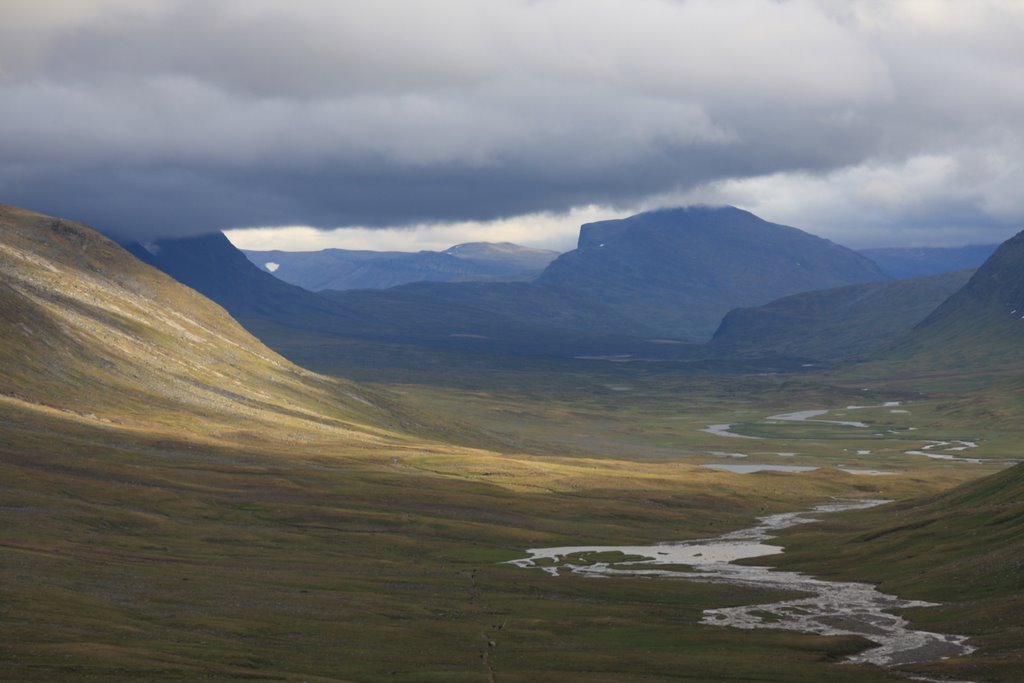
[508,499,975,672]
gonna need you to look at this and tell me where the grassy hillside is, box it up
[895,229,1024,360]
[710,270,972,363]
[0,204,389,439]
[772,462,1024,680]
[844,230,1024,398]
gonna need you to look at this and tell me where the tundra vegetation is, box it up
[1,205,1021,681]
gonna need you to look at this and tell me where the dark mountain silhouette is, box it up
[391,207,888,342]
[126,206,897,366]
[532,206,886,340]
[124,233,346,319]
[124,232,636,359]
[710,270,972,363]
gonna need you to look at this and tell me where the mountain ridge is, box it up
[884,229,1024,370]
[121,206,899,369]
[243,240,558,291]
[710,270,973,363]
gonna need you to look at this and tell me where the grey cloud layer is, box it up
[1,0,1023,242]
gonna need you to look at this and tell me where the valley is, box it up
[6,358,1013,682]
[1,204,1022,682]
[5,4,1024,682]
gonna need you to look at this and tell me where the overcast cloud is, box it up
[2,0,1023,248]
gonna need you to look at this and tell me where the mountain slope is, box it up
[887,229,1024,370]
[773,462,1024,679]
[710,270,973,363]
[243,241,558,291]
[859,244,998,279]
[536,206,887,340]
[0,204,386,437]
[125,233,351,320]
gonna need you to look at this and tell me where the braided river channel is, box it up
[508,499,975,672]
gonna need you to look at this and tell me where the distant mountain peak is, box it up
[123,231,342,319]
[443,241,558,258]
[242,241,559,291]
[529,206,888,340]
[575,205,794,250]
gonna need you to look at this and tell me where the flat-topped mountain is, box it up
[534,206,887,339]
[243,241,558,291]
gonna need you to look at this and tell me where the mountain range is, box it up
[532,206,885,339]
[389,207,889,342]
[120,206,1020,374]
[125,231,641,364]
[114,206,925,379]
[3,201,1024,681]
[243,241,558,290]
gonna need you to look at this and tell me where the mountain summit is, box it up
[536,206,886,339]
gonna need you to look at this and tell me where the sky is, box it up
[2,0,1024,252]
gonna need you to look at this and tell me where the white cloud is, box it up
[665,152,1024,247]
[225,205,624,252]
[1,0,1023,246]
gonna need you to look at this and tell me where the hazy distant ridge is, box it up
[858,244,998,279]
[242,242,558,291]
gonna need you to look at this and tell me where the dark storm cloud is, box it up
[1,1,1023,244]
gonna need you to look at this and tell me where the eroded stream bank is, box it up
[508,500,975,672]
